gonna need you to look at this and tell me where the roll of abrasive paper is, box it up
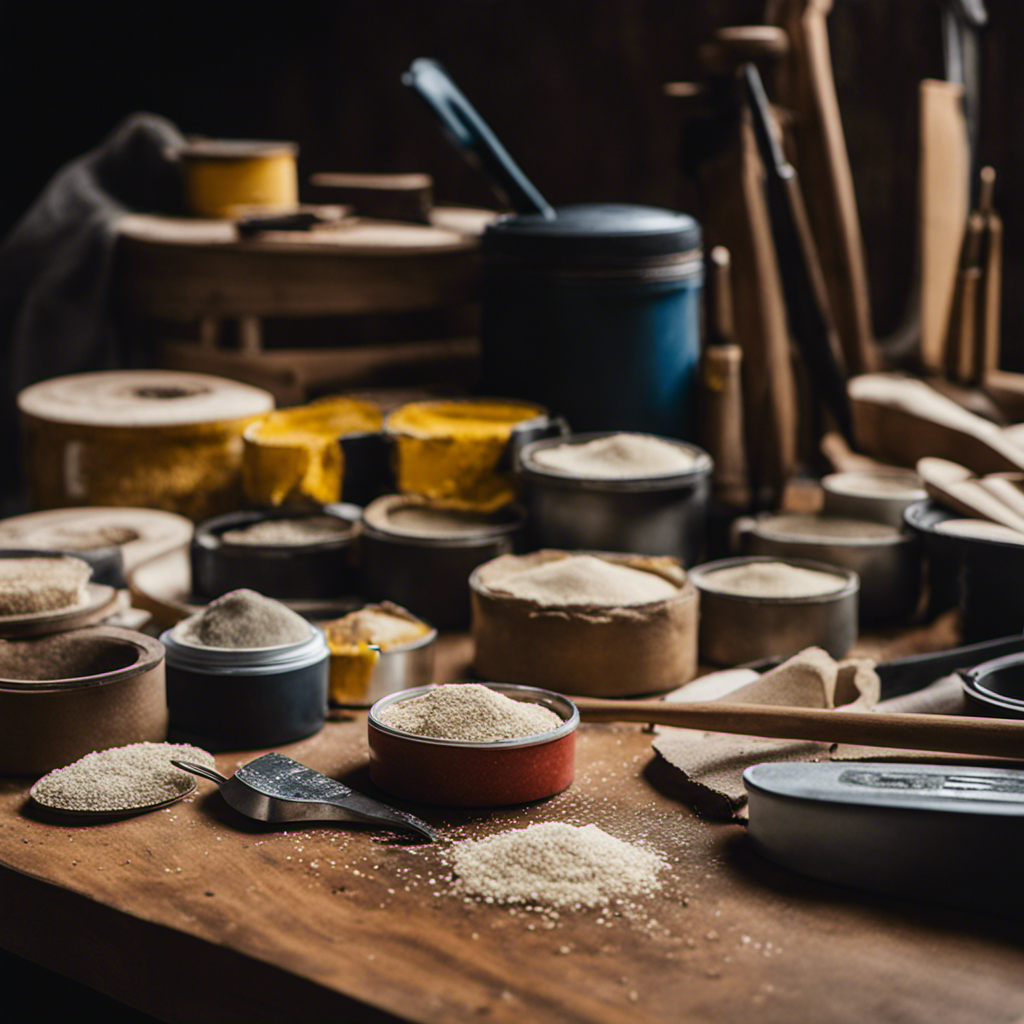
[18,371,274,521]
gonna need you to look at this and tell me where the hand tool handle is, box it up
[573,697,1024,760]
[403,58,554,218]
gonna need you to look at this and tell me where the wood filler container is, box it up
[324,602,435,708]
[0,551,168,774]
[190,505,361,601]
[383,398,560,511]
[0,626,166,776]
[739,513,920,623]
[470,550,698,697]
[18,370,274,521]
[688,556,859,666]
[518,432,712,566]
[368,683,578,806]
[359,495,525,630]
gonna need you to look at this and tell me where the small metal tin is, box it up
[359,496,525,629]
[689,556,858,666]
[960,653,1024,719]
[160,624,329,750]
[367,683,579,806]
[191,505,360,601]
[739,513,920,623]
[518,433,712,566]
[821,471,926,528]
[904,499,1024,641]
[0,626,167,776]
[327,613,437,709]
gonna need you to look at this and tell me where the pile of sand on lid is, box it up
[0,555,92,615]
[530,433,697,479]
[450,822,666,908]
[173,589,310,648]
[378,683,561,742]
[480,554,679,608]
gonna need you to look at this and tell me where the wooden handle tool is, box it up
[765,0,877,376]
[573,697,1024,761]
[917,456,1024,532]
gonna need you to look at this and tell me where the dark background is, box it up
[3,0,1022,351]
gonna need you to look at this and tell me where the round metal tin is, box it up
[368,683,579,806]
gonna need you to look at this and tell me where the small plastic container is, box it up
[161,623,329,750]
[367,683,579,806]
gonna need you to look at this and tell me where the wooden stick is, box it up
[573,697,1024,760]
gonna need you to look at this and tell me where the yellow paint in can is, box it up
[242,396,382,507]
[385,399,546,511]
[179,139,299,219]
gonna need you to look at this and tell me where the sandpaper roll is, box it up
[18,371,274,522]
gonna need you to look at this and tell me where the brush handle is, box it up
[573,698,1024,760]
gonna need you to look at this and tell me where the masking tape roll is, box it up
[179,140,298,219]
[385,399,546,511]
[242,396,382,507]
[19,371,274,522]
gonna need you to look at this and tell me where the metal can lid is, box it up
[483,203,701,263]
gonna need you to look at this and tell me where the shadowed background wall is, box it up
[3,0,1022,355]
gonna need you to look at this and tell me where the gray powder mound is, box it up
[530,433,697,479]
[379,683,562,741]
[0,555,92,615]
[174,588,310,648]
[699,561,847,598]
[759,514,899,541]
[481,554,679,608]
[220,516,351,546]
[30,742,216,813]
[450,822,666,908]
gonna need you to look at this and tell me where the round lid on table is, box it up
[482,203,701,262]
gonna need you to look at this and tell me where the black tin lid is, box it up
[483,203,701,263]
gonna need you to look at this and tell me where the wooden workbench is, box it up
[1,634,1023,1024]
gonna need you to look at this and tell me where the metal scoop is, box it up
[172,751,437,841]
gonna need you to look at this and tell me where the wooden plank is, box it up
[919,80,970,373]
[1,634,1023,1023]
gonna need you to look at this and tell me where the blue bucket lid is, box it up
[483,203,701,262]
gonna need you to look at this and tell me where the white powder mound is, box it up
[451,822,666,908]
[384,505,503,538]
[485,554,678,607]
[30,742,216,813]
[759,514,899,541]
[220,516,351,546]
[173,588,310,648]
[530,433,697,479]
[699,561,847,598]
[378,683,561,741]
[935,519,1024,544]
[0,555,92,615]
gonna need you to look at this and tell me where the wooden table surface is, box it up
[1,632,1023,1024]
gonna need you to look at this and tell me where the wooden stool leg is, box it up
[239,316,263,354]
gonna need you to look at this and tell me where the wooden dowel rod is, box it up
[572,698,1024,760]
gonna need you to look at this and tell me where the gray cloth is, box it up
[0,112,185,504]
